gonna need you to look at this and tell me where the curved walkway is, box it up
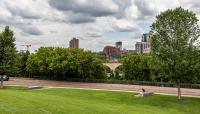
[4,77,200,97]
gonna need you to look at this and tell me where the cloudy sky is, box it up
[0,0,200,52]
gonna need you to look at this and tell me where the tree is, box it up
[26,47,106,80]
[93,52,106,62]
[0,26,17,88]
[17,50,30,77]
[151,7,200,100]
[122,55,151,81]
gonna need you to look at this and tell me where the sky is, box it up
[0,0,200,52]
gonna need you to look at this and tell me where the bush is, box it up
[122,55,152,81]
[26,47,106,80]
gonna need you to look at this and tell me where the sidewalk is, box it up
[4,77,200,97]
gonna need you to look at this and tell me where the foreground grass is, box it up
[0,86,199,114]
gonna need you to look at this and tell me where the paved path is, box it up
[4,77,200,97]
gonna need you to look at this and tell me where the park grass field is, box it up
[0,86,199,114]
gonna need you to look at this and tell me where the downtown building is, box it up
[103,41,135,62]
[69,38,79,49]
[103,41,122,62]
[135,33,151,54]
[115,41,122,50]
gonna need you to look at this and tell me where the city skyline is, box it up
[0,0,199,52]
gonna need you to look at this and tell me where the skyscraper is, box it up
[115,41,122,50]
[142,33,151,53]
[69,38,79,49]
[135,33,151,54]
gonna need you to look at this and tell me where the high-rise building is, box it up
[103,46,121,62]
[142,33,151,53]
[69,38,79,48]
[135,33,151,54]
[142,33,150,42]
[115,41,122,50]
[142,33,151,49]
[135,42,143,54]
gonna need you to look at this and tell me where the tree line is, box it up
[25,47,106,80]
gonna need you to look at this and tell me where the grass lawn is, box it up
[0,86,199,114]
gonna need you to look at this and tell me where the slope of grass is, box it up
[0,86,199,114]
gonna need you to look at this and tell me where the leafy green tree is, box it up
[109,71,115,79]
[115,66,123,80]
[148,57,168,83]
[26,47,106,80]
[0,26,17,88]
[93,52,106,62]
[26,47,54,78]
[122,55,151,81]
[17,50,30,77]
[151,7,200,99]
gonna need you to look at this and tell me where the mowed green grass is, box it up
[0,86,199,114]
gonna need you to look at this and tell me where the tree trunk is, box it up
[0,74,3,88]
[177,83,181,100]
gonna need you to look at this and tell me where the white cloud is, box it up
[0,0,199,52]
[111,18,141,32]
[49,0,119,17]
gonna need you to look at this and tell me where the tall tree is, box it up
[18,50,30,77]
[0,26,17,88]
[122,55,151,81]
[151,7,200,99]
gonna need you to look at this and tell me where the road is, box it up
[4,77,200,97]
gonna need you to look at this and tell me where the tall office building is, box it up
[142,33,151,53]
[142,33,150,42]
[142,33,151,49]
[115,41,122,50]
[69,38,79,49]
[135,33,151,54]
[135,42,143,54]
